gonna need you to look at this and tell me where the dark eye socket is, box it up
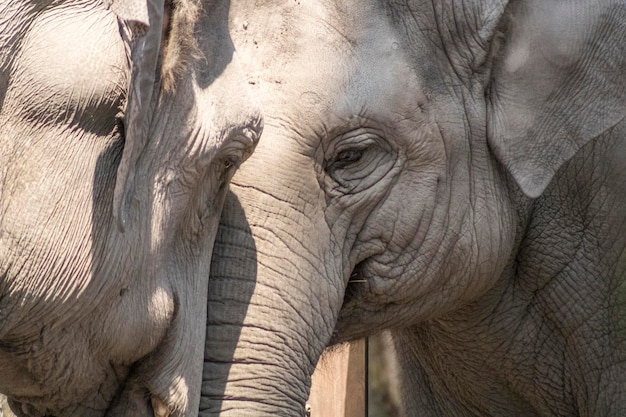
[222,156,240,170]
[332,148,365,169]
[115,114,126,139]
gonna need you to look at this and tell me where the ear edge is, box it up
[486,0,626,198]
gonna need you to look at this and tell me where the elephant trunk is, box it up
[200,187,343,416]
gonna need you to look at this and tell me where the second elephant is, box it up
[0,0,260,416]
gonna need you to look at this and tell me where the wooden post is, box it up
[307,339,367,417]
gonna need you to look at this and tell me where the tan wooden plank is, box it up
[307,339,367,417]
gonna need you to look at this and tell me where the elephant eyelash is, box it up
[222,157,241,170]
[332,148,366,168]
[325,132,383,174]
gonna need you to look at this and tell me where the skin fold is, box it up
[201,0,626,416]
[0,0,261,416]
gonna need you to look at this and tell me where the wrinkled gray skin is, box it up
[202,0,626,416]
[0,0,260,416]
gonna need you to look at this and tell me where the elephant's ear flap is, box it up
[107,0,165,231]
[487,0,626,198]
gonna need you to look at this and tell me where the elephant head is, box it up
[202,0,626,415]
[0,0,260,416]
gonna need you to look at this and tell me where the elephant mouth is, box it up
[343,262,368,307]
[334,261,382,343]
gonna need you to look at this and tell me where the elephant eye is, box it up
[333,149,365,169]
[212,156,241,186]
[323,130,397,193]
[222,156,240,170]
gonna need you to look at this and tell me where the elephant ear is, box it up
[487,0,626,198]
[108,0,165,231]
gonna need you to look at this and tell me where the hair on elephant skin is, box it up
[0,0,261,416]
[201,0,626,416]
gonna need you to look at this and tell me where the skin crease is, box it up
[0,0,260,416]
[201,0,626,416]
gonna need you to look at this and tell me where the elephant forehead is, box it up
[248,3,423,126]
[11,4,127,119]
[342,39,424,119]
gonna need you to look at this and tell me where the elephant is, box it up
[200,0,626,416]
[0,0,261,416]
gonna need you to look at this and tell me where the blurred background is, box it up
[368,333,404,417]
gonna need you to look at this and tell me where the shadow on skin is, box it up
[196,0,235,90]
[200,191,257,414]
